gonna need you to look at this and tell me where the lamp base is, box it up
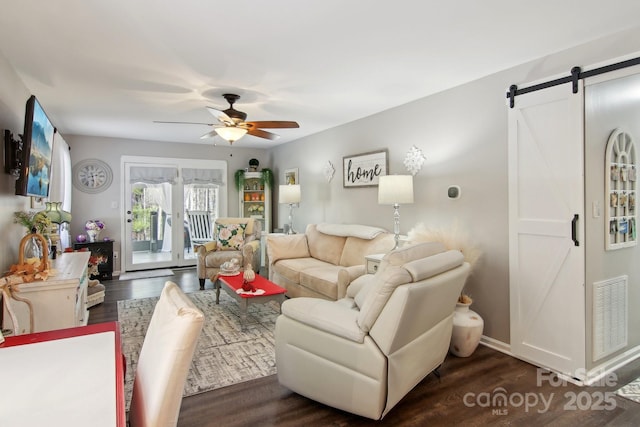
[286,203,297,234]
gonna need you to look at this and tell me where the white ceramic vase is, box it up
[243,264,256,282]
[449,302,484,357]
[86,229,100,243]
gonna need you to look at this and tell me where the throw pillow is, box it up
[216,223,247,251]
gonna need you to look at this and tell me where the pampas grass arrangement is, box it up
[407,222,482,304]
[406,222,482,269]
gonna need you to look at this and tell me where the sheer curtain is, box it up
[129,166,179,252]
[49,132,72,249]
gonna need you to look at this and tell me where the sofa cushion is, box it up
[306,224,346,265]
[216,223,247,250]
[300,265,351,300]
[403,250,464,282]
[356,265,413,332]
[347,274,375,299]
[353,276,376,309]
[382,241,447,267]
[316,223,387,240]
[272,257,327,284]
[339,233,395,267]
[216,217,255,235]
[267,234,310,264]
[281,297,365,342]
[204,250,243,270]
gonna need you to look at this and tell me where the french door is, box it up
[121,156,227,272]
[508,83,586,379]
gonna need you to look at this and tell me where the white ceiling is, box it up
[1,1,640,148]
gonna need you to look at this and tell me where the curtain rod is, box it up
[507,55,640,108]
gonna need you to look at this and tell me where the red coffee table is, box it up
[214,273,287,330]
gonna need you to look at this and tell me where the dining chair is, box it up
[128,281,205,427]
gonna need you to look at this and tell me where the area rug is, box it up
[617,377,640,403]
[119,268,174,280]
[117,290,278,410]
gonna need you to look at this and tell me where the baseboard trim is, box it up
[479,335,512,355]
[584,344,640,386]
[477,336,640,387]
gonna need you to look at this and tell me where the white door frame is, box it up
[120,156,227,272]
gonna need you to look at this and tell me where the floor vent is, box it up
[593,276,628,361]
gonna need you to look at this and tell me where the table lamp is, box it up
[279,184,301,234]
[378,175,414,248]
[44,201,72,256]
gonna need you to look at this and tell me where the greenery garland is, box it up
[234,167,274,191]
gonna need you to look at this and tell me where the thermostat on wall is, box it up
[448,185,461,199]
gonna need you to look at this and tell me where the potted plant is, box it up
[13,211,51,234]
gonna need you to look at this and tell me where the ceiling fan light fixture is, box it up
[215,126,248,143]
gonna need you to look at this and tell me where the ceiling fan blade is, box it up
[200,130,219,139]
[206,106,234,125]
[247,128,280,140]
[246,121,299,129]
[154,120,214,126]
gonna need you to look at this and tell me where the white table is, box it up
[2,252,91,334]
[0,322,125,427]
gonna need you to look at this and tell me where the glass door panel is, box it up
[121,157,228,273]
[183,183,220,260]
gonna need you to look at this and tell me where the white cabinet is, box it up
[2,252,91,334]
[239,171,272,233]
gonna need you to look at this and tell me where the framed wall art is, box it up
[343,149,388,188]
[284,168,298,185]
[30,196,45,209]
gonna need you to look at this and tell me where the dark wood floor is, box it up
[90,269,640,426]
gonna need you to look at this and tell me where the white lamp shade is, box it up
[279,184,301,204]
[214,127,248,142]
[378,175,414,204]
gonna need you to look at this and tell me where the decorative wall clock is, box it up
[73,159,113,193]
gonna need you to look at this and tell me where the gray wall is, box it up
[585,71,640,368]
[268,27,640,352]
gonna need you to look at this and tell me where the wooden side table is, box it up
[365,253,385,274]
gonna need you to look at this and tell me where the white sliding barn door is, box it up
[508,83,586,379]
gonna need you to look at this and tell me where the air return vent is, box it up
[593,276,628,361]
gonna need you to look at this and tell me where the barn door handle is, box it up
[571,214,579,246]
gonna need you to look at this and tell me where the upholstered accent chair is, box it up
[196,217,261,290]
[275,242,470,420]
[129,281,204,427]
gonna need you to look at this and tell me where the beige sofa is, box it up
[275,242,470,419]
[266,223,395,300]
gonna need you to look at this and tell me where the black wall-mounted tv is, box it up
[15,95,56,198]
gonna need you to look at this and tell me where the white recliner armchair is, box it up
[275,242,471,420]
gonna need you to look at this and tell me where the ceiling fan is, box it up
[154,93,299,144]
